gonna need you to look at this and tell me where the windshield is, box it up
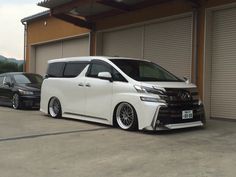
[14,74,43,84]
[110,59,182,82]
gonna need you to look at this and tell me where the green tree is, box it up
[18,63,24,72]
[0,61,19,74]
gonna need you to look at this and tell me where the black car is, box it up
[0,72,43,109]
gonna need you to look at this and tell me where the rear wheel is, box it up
[115,102,138,130]
[48,97,62,118]
[12,93,21,109]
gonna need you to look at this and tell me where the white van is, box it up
[40,56,205,131]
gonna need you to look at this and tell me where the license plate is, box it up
[182,110,193,119]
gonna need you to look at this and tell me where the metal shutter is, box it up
[35,42,62,76]
[144,15,193,79]
[35,36,89,76]
[210,7,236,120]
[102,26,143,58]
[62,36,89,57]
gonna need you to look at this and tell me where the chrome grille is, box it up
[156,88,205,125]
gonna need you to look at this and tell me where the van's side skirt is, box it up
[64,112,108,121]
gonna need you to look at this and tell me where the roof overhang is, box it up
[38,0,200,30]
[21,10,50,23]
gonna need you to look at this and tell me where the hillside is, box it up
[0,55,7,62]
[0,55,24,65]
[0,55,24,74]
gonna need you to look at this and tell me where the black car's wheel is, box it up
[12,93,21,109]
[48,97,62,118]
[115,102,138,130]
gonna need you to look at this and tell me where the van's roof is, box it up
[48,56,149,63]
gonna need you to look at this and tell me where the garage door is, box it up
[35,36,89,75]
[144,16,192,78]
[210,7,236,120]
[101,15,192,78]
[102,27,143,58]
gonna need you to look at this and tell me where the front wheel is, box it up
[12,93,21,109]
[48,97,62,118]
[115,102,138,130]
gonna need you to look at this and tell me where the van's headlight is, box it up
[135,85,167,103]
[134,85,148,93]
[18,89,34,95]
[134,85,164,94]
[140,96,166,103]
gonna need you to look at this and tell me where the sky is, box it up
[0,0,47,60]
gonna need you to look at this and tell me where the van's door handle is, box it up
[78,83,84,87]
[85,83,91,87]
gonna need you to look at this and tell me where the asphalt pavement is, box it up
[0,106,236,177]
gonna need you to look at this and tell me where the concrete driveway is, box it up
[0,106,236,177]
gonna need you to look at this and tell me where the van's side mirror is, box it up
[98,72,113,82]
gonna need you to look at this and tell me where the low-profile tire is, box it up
[48,97,62,118]
[115,102,138,131]
[12,93,21,109]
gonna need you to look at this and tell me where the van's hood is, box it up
[140,81,196,89]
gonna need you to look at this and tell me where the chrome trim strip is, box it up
[151,107,159,128]
[151,105,167,129]
[165,121,203,129]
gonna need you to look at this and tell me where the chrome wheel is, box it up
[49,97,61,118]
[12,93,20,109]
[116,103,137,130]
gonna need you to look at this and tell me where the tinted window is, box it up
[110,59,181,82]
[87,61,127,82]
[14,74,43,84]
[63,63,88,77]
[139,62,174,81]
[87,63,112,78]
[112,69,127,82]
[47,62,65,77]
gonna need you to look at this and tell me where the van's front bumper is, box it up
[144,121,204,131]
[142,104,206,131]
